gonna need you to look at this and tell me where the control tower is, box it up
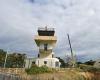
[34,27,60,68]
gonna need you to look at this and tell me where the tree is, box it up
[84,60,95,66]
[0,49,6,67]
[6,53,26,68]
[0,49,26,68]
[56,57,66,68]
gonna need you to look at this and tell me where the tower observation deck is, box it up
[38,27,55,36]
[34,27,57,46]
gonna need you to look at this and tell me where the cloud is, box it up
[0,0,100,61]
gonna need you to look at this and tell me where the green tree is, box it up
[0,49,6,67]
[84,60,95,66]
[6,53,26,68]
[56,57,66,68]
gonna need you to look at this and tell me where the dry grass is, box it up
[21,68,100,80]
[0,68,100,80]
[20,69,85,80]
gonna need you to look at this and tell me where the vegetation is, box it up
[84,60,96,66]
[25,65,53,74]
[0,49,26,68]
[0,49,6,67]
[79,64,100,72]
[6,53,26,68]
[24,68,86,80]
[56,57,66,68]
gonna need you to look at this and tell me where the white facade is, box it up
[25,58,35,68]
[35,40,60,68]
[36,57,60,68]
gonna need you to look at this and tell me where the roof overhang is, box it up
[34,35,57,46]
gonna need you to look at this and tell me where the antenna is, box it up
[67,34,75,67]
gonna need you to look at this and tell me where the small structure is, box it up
[34,27,60,68]
[94,59,100,68]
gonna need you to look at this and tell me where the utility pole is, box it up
[4,49,8,68]
[67,34,75,68]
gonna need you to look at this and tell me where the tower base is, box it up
[35,58,60,68]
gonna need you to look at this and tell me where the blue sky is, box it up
[0,0,100,61]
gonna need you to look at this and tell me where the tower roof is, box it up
[38,27,55,36]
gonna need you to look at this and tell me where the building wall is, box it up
[25,58,35,69]
[35,58,60,68]
[39,43,53,50]
[38,43,55,58]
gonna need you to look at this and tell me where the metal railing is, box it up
[38,27,54,31]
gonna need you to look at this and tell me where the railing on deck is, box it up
[38,27,54,31]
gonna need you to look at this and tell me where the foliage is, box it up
[79,64,100,72]
[25,65,53,74]
[56,57,66,68]
[6,53,26,68]
[0,49,26,68]
[0,49,6,67]
[84,60,95,66]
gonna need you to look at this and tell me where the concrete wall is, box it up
[0,68,25,74]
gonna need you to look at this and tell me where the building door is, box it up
[55,61,59,67]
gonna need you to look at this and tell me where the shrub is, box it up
[25,65,52,74]
[79,64,100,72]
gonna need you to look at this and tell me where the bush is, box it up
[79,64,100,72]
[25,65,52,74]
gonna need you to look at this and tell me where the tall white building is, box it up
[34,27,60,68]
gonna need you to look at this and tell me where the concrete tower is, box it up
[34,27,60,68]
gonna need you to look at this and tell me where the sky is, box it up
[0,0,100,62]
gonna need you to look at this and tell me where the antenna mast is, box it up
[67,34,75,67]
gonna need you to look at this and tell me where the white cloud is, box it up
[0,0,100,61]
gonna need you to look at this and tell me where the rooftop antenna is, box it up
[67,34,75,68]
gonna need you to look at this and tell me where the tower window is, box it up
[32,61,35,64]
[52,54,54,58]
[44,44,48,51]
[55,62,59,67]
[38,54,40,58]
[44,61,47,64]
